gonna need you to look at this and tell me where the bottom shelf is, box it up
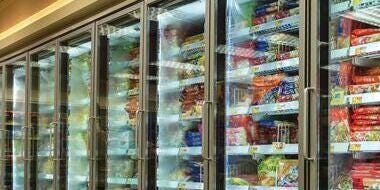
[157,180,203,189]
[226,185,298,190]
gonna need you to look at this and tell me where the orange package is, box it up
[252,73,285,104]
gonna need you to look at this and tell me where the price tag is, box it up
[272,142,285,152]
[179,147,187,156]
[252,107,259,114]
[126,178,132,184]
[349,143,361,152]
[251,25,260,33]
[352,96,362,104]
[352,0,362,6]
[251,66,259,73]
[330,144,335,153]
[178,182,186,190]
[275,20,283,27]
[249,146,258,154]
[276,103,285,111]
[354,46,366,56]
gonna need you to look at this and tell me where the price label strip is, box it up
[351,96,362,104]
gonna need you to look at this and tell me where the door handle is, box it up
[303,87,316,161]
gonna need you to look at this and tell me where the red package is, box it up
[352,75,380,84]
[252,73,285,87]
[353,120,380,125]
[275,10,290,20]
[351,33,380,46]
[352,28,380,37]
[354,106,380,114]
[253,16,266,25]
[350,125,380,132]
[351,114,380,121]
[339,61,352,87]
[250,56,267,65]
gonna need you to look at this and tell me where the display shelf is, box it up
[157,180,203,189]
[330,0,380,16]
[330,41,380,60]
[226,144,298,155]
[227,185,298,190]
[159,76,204,91]
[151,60,205,71]
[157,146,202,156]
[330,141,380,153]
[107,148,136,156]
[331,92,380,106]
[107,177,138,185]
[227,58,299,83]
[229,15,300,42]
[38,173,54,180]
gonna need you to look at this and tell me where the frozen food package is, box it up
[329,107,350,142]
[351,33,380,46]
[258,156,283,186]
[348,83,380,94]
[354,106,380,115]
[351,28,380,37]
[339,61,353,87]
[226,127,249,146]
[350,130,380,141]
[277,160,298,187]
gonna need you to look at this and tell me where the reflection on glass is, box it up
[328,1,380,189]
[148,0,206,189]
[4,59,26,189]
[59,33,92,190]
[217,0,300,189]
[29,47,56,189]
[96,9,141,189]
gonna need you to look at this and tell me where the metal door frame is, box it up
[142,0,211,189]
[0,62,5,189]
[56,23,95,189]
[93,2,143,189]
[28,41,58,190]
[2,53,28,189]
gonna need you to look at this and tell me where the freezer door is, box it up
[323,0,380,189]
[58,30,93,190]
[145,0,207,189]
[28,46,56,189]
[214,0,302,189]
[94,7,142,190]
[4,57,27,189]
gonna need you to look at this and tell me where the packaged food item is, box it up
[353,120,380,126]
[350,130,380,141]
[329,108,350,142]
[349,83,380,94]
[336,18,352,48]
[339,61,353,87]
[184,130,202,147]
[351,33,380,46]
[276,50,298,61]
[352,114,380,121]
[351,28,380,37]
[258,156,283,186]
[226,127,249,146]
[277,160,298,187]
[277,76,299,103]
[352,75,380,85]
[354,106,380,115]
[331,172,353,190]
[226,177,251,186]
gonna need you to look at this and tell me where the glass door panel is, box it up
[4,58,27,189]
[58,31,92,189]
[216,0,301,189]
[326,1,380,189]
[29,46,56,189]
[96,9,141,189]
[147,0,206,189]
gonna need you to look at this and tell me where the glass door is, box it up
[58,29,93,190]
[95,6,141,189]
[146,0,206,189]
[324,0,380,189]
[4,56,27,189]
[28,45,56,189]
[215,0,301,189]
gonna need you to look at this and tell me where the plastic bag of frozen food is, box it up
[329,108,350,142]
[354,106,380,115]
[258,155,283,186]
[277,160,298,187]
[226,127,248,146]
[350,130,380,141]
[351,33,380,46]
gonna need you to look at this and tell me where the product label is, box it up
[178,183,186,189]
[351,96,362,104]
[275,20,283,27]
[252,107,260,114]
[272,142,285,152]
[249,146,258,154]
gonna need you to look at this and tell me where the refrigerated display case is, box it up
[215,0,301,189]
[95,5,142,189]
[325,0,380,189]
[146,0,206,189]
[28,45,57,189]
[3,56,27,189]
[58,29,93,189]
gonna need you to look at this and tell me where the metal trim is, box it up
[0,64,5,189]
[53,38,59,190]
[24,50,30,190]
[89,22,96,190]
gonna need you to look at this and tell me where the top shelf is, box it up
[330,0,380,17]
[229,15,299,43]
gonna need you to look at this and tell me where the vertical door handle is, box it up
[303,87,316,161]
[201,101,212,162]
[49,122,57,158]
